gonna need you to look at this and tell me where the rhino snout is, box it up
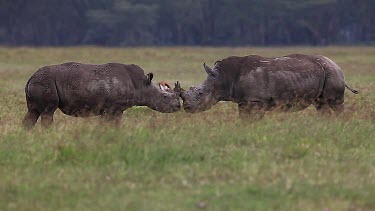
[183,103,191,110]
[183,102,196,113]
[164,103,181,113]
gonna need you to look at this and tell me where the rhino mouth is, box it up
[183,104,192,112]
[183,103,199,113]
[173,104,182,112]
[165,104,181,113]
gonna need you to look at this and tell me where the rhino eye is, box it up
[198,90,203,95]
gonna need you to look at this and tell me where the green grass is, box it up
[0,47,374,210]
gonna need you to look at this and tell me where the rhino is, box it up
[179,54,358,119]
[23,62,181,128]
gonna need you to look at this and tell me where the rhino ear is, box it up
[147,73,153,84]
[204,63,218,77]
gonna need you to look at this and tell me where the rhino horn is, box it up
[203,63,217,77]
[173,81,184,95]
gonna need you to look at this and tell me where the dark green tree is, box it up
[0,0,374,46]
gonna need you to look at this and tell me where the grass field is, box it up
[0,47,374,210]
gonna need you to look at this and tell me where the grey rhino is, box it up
[23,62,181,128]
[180,54,358,119]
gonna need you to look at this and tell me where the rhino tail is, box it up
[345,83,358,94]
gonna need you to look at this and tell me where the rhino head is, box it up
[180,64,225,113]
[141,73,181,113]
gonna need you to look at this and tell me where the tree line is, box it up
[0,0,374,46]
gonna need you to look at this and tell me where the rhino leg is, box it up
[330,103,344,115]
[314,101,332,115]
[315,100,346,116]
[315,56,346,116]
[238,101,266,120]
[314,88,345,116]
[100,109,124,124]
[23,109,40,129]
[26,80,59,128]
[41,104,58,127]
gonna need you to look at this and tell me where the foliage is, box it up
[0,0,374,46]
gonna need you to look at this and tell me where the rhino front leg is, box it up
[238,101,266,120]
[100,109,124,125]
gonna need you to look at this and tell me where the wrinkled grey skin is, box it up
[23,62,181,128]
[181,54,358,119]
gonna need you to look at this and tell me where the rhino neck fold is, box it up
[133,86,161,109]
[132,89,148,107]
[220,81,235,102]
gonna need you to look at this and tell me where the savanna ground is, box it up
[0,47,374,211]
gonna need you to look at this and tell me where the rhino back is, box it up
[218,55,325,106]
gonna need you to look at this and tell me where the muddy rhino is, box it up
[23,62,181,128]
[180,54,358,119]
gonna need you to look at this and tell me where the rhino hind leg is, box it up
[314,101,332,115]
[330,103,344,115]
[238,101,266,120]
[314,98,344,116]
[40,103,59,127]
[315,56,346,116]
[23,109,40,129]
[26,80,59,128]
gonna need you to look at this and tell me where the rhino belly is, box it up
[56,76,132,117]
[265,81,322,112]
[58,91,126,117]
[273,100,313,112]
[59,100,106,117]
